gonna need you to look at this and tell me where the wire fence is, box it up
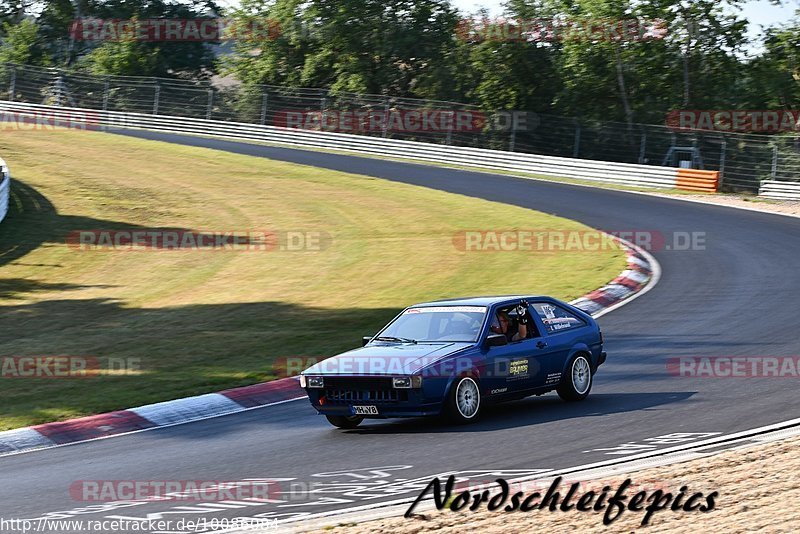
[1,62,798,193]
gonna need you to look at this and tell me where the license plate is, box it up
[353,405,378,415]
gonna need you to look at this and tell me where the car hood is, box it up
[302,342,472,376]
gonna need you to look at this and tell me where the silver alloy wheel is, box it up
[572,356,591,395]
[456,377,480,419]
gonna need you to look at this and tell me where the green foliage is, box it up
[0,19,46,65]
[0,0,219,77]
[221,0,463,97]
[0,0,798,126]
[744,17,800,108]
[79,37,159,77]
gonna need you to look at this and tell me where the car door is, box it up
[529,301,587,388]
[480,336,534,395]
[479,304,559,394]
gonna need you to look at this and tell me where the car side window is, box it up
[491,305,537,342]
[531,303,586,334]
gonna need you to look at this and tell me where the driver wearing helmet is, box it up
[490,300,531,342]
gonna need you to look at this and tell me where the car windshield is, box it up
[376,306,488,343]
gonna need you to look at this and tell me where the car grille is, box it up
[323,377,409,404]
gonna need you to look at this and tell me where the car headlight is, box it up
[301,376,324,388]
[393,377,411,389]
[393,376,423,389]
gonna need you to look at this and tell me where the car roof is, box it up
[409,295,548,308]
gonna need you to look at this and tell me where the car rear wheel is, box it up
[557,354,593,402]
[445,376,482,424]
[325,415,364,429]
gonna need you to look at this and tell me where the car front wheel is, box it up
[325,415,364,429]
[557,354,593,402]
[445,376,482,424]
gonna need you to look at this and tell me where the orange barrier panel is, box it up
[676,169,720,192]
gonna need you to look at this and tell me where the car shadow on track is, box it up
[345,391,696,434]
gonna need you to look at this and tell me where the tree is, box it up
[78,1,221,78]
[0,18,46,65]
[743,15,800,109]
[221,0,463,98]
[501,0,751,123]
[0,1,222,77]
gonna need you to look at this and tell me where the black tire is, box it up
[444,376,482,424]
[325,415,364,429]
[557,353,593,402]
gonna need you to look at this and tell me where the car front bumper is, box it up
[311,403,442,418]
[304,386,444,418]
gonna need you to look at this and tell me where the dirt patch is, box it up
[648,193,800,217]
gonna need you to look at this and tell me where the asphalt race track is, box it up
[3,129,800,532]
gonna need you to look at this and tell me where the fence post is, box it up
[572,120,581,158]
[509,126,516,152]
[54,71,64,106]
[771,144,778,180]
[718,138,726,188]
[446,111,454,145]
[8,65,15,101]
[638,132,646,163]
[206,88,213,120]
[381,96,390,138]
[102,78,109,111]
[260,90,269,125]
[153,81,160,115]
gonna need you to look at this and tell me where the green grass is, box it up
[0,130,625,430]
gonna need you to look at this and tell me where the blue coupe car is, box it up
[300,296,606,428]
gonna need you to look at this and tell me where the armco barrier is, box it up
[0,158,9,224]
[759,180,800,201]
[0,101,719,192]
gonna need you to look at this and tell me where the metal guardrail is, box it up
[0,158,9,224]
[759,180,800,200]
[0,101,718,192]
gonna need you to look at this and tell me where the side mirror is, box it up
[484,333,508,348]
[362,336,374,346]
